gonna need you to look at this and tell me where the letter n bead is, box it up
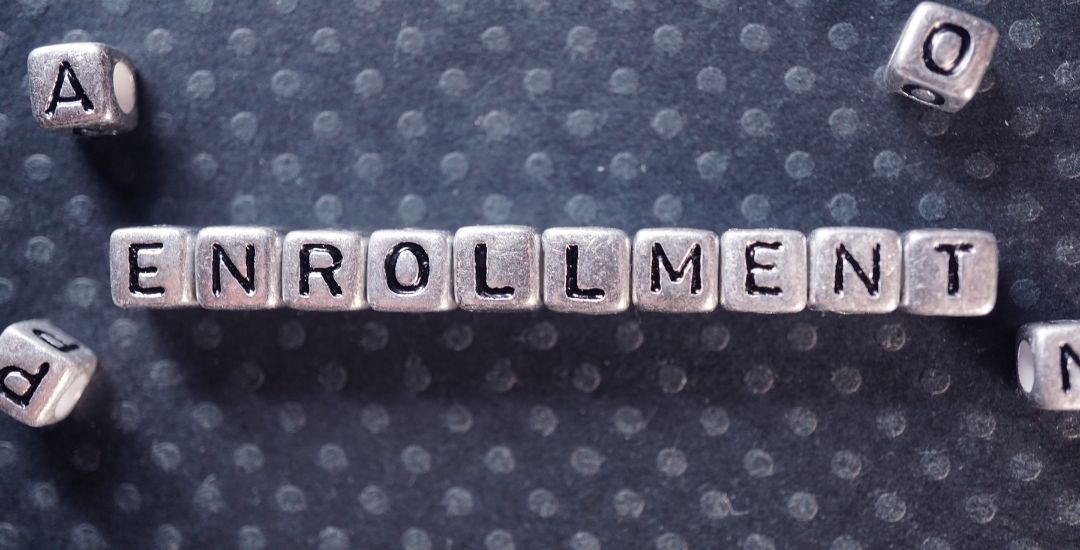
[542,227,631,315]
[367,230,455,312]
[631,228,719,313]
[453,226,541,312]
[282,230,368,311]
[901,229,997,316]
[195,227,283,310]
[0,320,97,427]
[110,226,197,308]
[1017,322,1080,410]
[27,42,138,134]
[885,2,998,112]
[808,227,901,314]
[720,229,807,313]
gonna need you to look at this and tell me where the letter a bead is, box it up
[27,42,138,134]
[0,320,97,427]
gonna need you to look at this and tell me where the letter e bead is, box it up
[901,229,996,316]
[195,227,283,310]
[27,42,138,134]
[0,320,97,427]
[720,229,807,313]
[110,226,197,308]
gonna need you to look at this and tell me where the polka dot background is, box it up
[0,1,1077,548]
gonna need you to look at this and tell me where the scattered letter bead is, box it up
[110,226,197,309]
[367,230,455,312]
[27,42,138,134]
[632,228,719,313]
[195,226,283,310]
[282,230,368,311]
[720,229,807,313]
[901,229,997,316]
[1017,322,1080,410]
[542,227,631,315]
[0,320,97,427]
[808,227,902,314]
[884,2,998,112]
[454,225,542,312]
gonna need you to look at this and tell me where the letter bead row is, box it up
[110,226,997,316]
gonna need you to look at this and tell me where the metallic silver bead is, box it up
[631,228,719,313]
[901,229,997,316]
[720,229,807,314]
[281,230,368,311]
[453,226,542,312]
[109,226,197,309]
[884,2,999,112]
[0,320,97,427]
[194,227,283,310]
[807,227,902,314]
[27,42,138,135]
[367,230,455,312]
[542,227,631,315]
[1017,321,1080,410]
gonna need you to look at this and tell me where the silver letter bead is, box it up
[195,227,283,310]
[454,226,541,312]
[1017,322,1080,410]
[367,230,455,312]
[885,2,998,112]
[632,228,719,313]
[720,229,807,314]
[282,230,368,311]
[901,229,997,316]
[27,42,138,134]
[542,227,631,315]
[808,227,901,314]
[109,226,197,309]
[0,320,97,427]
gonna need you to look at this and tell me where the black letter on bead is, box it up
[834,244,880,295]
[933,243,974,296]
[33,329,79,353]
[0,363,50,407]
[299,244,343,297]
[1061,344,1080,393]
[565,245,604,300]
[128,243,166,296]
[745,241,782,296]
[385,242,429,294]
[474,244,514,299]
[45,61,94,115]
[650,243,702,294]
[212,243,256,296]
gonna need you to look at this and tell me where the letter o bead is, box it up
[0,320,97,427]
[1017,322,1080,410]
[27,42,138,134]
[195,227,283,310]
[282,230,368,311]
[367,230,455,312]
[453,226,541,312]
[542,227,631,315]
[720,229,807,313]
[110,226,197,309]
[632,228,719,313]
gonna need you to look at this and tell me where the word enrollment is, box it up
[110,226,998,316]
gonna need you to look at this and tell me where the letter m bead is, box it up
[1018,322,1080,410]
[0,320,97,427]
[28,42,138,134]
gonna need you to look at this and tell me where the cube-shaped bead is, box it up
[367,230,455,312]
[0,320,97,427]
[720,229,807,313]
[901,229,997,316]
[1017,322,1080,410]
[453,226,542,312]
[632,228,719,313]
[808,227,902,314]
[27,42,138,134]
[884,2,999,112]
[542,227,631,315]
[195,227,283,310]
[109,226,197,309]
[282,230,368,311]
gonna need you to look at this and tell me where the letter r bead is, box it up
[110,226,197,308]
[901,229,997,316]
[282,230,367,311]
